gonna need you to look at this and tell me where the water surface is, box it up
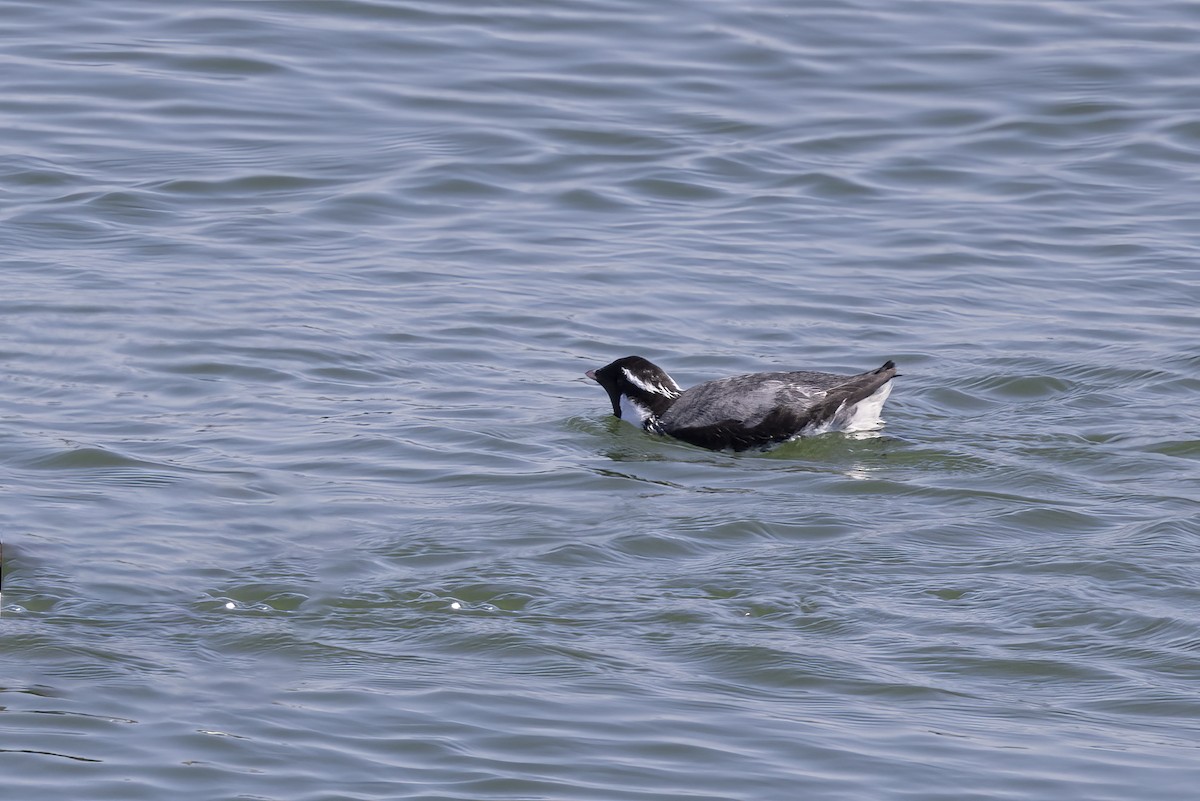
[2,0,1199,798]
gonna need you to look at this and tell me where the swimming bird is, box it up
[586,356,897,451]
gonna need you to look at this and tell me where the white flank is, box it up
[621,367,679,398]
[795,379,893,439]
[841,379,893,432]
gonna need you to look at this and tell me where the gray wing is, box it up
[659,371,845,430]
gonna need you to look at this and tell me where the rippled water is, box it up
[3,0,1199,798]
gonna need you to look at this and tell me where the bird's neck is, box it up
[620,391,674,430]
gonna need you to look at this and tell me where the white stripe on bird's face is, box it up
[621,367,679,399]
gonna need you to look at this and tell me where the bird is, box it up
[585,355,897,451]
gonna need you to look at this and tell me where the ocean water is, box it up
[2,0,1199,798]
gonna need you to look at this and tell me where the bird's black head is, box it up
[585,356,681,424]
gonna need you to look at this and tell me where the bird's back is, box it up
[660,371,844,430]
[657,362,896,451]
